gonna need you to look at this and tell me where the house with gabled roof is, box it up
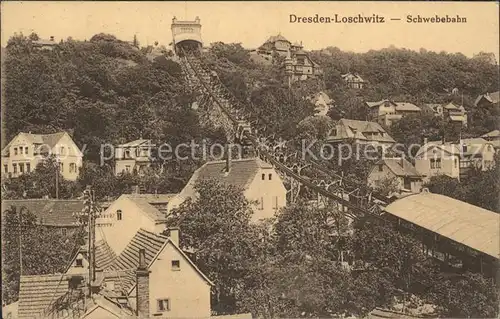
[474,91,500,108]
[2,131,83,181]
[105,228,213,318]
[114,139,155,176]
[366,99,421,127]
[167,157,287,223]
[481,129,500,151]
[414,138,495,182]
[423,102,468,126]
[341,72,366,89]
[96,193,177,255]
[327,119,396,150]
[368,158,425,194]
[1,199,85,237]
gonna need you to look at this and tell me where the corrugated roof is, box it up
[175,158,272,204]
[1,199,84,227]
[384,192,500,258]
[18,274,69,319]
[378,158,423,177]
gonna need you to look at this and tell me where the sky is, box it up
[1,1,499,59]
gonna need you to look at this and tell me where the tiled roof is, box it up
[95,240,117,270]
[378,158,423,177]
[122,194,176,222]
[385,192,500,258]
[108,229,169,292]
[1,132,68,156]
[1,199,84,227]
[174,158,272,204]
[417,138,494,158]
[18,274,68,319]
[107,228,213,294]
[329,119,396,143]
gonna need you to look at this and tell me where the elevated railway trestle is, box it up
[179,48,388,221]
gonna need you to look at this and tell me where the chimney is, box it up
[50,36,54,42]
[131,185,140,194]
[424,137,428,145]
[136,249,150,318]
[225,144,232,173]
[168,227,180,246]
[442,136,446,145]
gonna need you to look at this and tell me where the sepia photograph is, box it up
[1,1,499,318]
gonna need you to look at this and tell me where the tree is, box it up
[165,179,261,314]
[1,206,83,303]
[430,272,499,318]
[372,175,400,197]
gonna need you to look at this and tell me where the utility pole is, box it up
[83,185,96,297]
[18,208,23,278]
[55,160,59,199]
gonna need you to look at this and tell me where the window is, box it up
[75,258,83,267]
[60,146,65,155]
[13,163,17,173]
[124,149,131,159]
[171,260,180,270]
[462,145,467,153]
[259,197,264,210]
[403,177,411,190]
[19,147,23,155]
[26,163,31,173]
[3,165,7,173]
[69,163,76,173]
[125,165,131,173]
[116,210,122,221]
[157,299,170,312]
[59,163,64,173]
[436,158,442,169]
[61,228,67,236]
[19,163,24,173]
[273,196,278,210]
[331,128,337,136]
[14,148,18,155]
[268,173,272,180]
[378,164,383,172]
[25,147,28,154]
[261,173,265,180]
[454,158,458,168]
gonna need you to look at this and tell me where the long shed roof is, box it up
[384,192,500,259]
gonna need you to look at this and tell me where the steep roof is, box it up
[377,158,423,177]
[108,228,213,294]
[384,192,500,258]
[365,99,395,108]
[329,119,396,143]
[475,91,500,106]
[442,102,464,111]
[265,34,290,44]
[342,72,365,83]
[95,239,118,270]
[18,274,69,319]
[121,194,176,222]
[1,199,84,227]
[174,158,273,204]
[2,131,79,157]
[416,138,494,158]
